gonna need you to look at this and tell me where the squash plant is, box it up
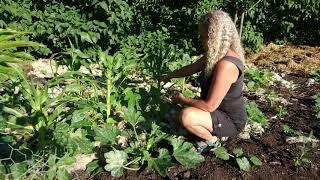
[100,91,204,177]
[214,147,262,171]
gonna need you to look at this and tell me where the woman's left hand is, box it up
[171,92,186,105]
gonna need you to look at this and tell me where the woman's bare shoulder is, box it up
[215,58,239,82]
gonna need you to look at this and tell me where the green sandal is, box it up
[195,139,221,154]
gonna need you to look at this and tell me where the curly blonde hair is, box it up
[199,10,245,79]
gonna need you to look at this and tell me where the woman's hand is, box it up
[158,74,170,83]
[171,92,186,105]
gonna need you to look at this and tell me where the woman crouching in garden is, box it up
[159,10,247,154]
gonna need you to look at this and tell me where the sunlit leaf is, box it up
[250,155,262,166]
[146,148,172,177]
[236,157,251,171]
[104,150,127,177]
[214,147,230,160]
[169,137,204,168]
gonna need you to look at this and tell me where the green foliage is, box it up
[46,154,75,180]
[146,148,172,177]
[104,150,129,177]
[236,157,251,171]
[169,138,205,168]
[250,155,262,166]
[94,126,120,146]
[265,90,278,107]
[245,68,273,90]
[310,69,320,81]
[312,94,320,119]
[99,50,136,120]
[2,0,320,178]
[276,105,288,118]
[245,102,268,126]
[214,147,262,171]
[245,0,320,45]
[293,133,314,168]
[282,124,304,137]
[0,29,44,80]
[0,0,135,55]
[99,90,204,177]
[194,0,225,18]
[214,147,230,160]
[1,0,318,59]
[242,22,263,53]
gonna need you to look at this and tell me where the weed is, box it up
[310,69,320,81]
[312,94,320,119]
[276,105,288,118]
[245,68,273,90]
[265,90,278,107]
[282,124,304,137]
[293,134,314,168]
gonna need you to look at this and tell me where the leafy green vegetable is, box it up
[214,147,230,160]
[245,68,273,90]
[94,126,120,145]
[146,149,172,177]
[310,69,320,81]
[245,102,268,126]
[232,148,244,158]
[236,157,251,171]
[86,160,101,176]
[104,150,128,177]
[250,155,262,166]
[282,124,304,137]
[170,138,204,168]
[71,111,93,128]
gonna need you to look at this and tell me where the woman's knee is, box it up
[179,107,196,128]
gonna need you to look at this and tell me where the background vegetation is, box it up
[1,0,318,56]
[0,0,319,178]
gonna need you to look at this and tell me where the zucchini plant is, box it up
[100,91,204,177]
[214,147,262,171]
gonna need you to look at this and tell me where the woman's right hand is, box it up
[158,74,170,83]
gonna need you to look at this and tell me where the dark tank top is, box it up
[199,56,247,131]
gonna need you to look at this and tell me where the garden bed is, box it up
[70,46,320,179]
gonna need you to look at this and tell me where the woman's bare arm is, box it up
[159,56,206,81]
[178,59,239,112]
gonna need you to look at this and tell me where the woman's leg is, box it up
[179,106,218,143]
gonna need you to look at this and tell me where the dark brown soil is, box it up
[72,46,320,180]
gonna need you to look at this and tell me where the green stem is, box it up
[124,157,141,167]
[38,127,46,149]
[106,73,112,120]
[182,77,185,93]
[123,166,140,171]
[132,125,141,144]
[229,153,235,158]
